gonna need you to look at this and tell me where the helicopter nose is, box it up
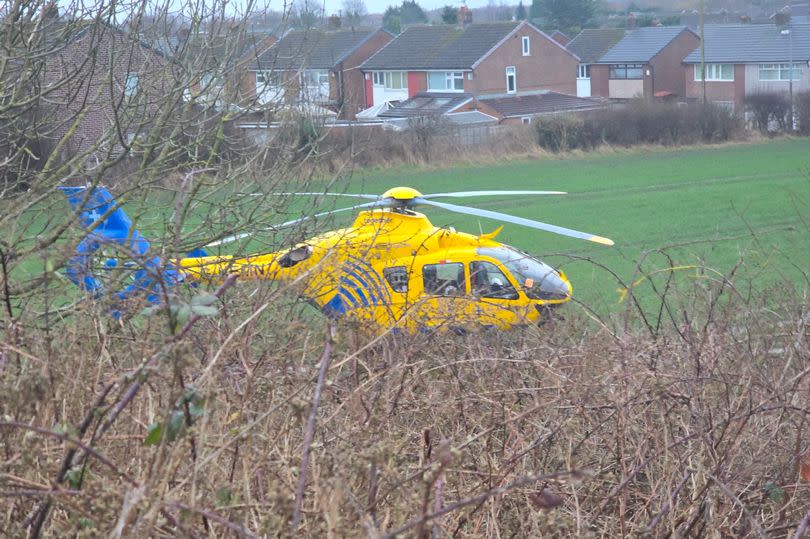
[536,271,571,300]
[540,273,571,299]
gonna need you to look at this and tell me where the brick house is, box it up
[682,23,810,112]
[359,21,581,122]
[566,28,626,97]
[591,26,700,99]
[41,20,178,160]
[249,28,392,119]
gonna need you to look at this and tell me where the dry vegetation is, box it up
[2,270,810,536]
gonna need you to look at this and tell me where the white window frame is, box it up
[694,63,734,81]
[522,36,530,56]
[609,64,643,80]
[256,70,285,103]
[521,116,531,124]
[384,71,406,90]
[427,71,464,92]
[505,66,516,94]
[124,73,138,97]
[301,69,330,100]
[577,64,590,79]
[758,63,803,81]
[372,71,384,86]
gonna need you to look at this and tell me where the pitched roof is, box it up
[254,28,381,70]
[597,26,696,63]
[550,30,571,46]
[361,22,521,70]
[683,23,810,63]
[378,92,473,118]
[478,92,607,117]
[566,28,626,63]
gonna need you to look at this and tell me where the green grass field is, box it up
[336,138,810,315]
[8,138,810,319]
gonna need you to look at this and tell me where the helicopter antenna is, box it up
[477,220,483,235]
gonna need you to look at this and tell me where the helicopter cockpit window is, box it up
[278,245,312,268]
[383,266,409,293]
[470,261,518,300]
[422,263,464,296]
[477,247,569,301]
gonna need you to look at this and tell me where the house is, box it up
[250,28,392,119]
[592,26,699,100]
[682,23,810,112]
[549,30,571,46]
[40,18,178,160]
[566,28,626,97]
[359,21,580,121]
[145,27,277,109]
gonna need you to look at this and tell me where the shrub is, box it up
[746,92,791,133]
[534,101,742,152]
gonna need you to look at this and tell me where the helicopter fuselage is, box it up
[179,209,572,332]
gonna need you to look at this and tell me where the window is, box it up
[372,71,383,86]
[758,63,803,81]
[303,70,329,88]
[609,64,643,80]
[257,70,282,88]
[578,64,590,79]
[383,266,408,293]
[470,261,518,300]
[505,66,516,93]
[384,71,406,90]
[427,71,464,92]
[477,247,570,301]
[124,73,138,97]
[521,116,531,124]
[522,36,530,56]
[422,263,464,296]
[694,64,733,81]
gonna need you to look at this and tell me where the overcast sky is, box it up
[349,0,494,15]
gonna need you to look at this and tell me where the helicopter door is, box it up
[416,262,467,330]
[468,261,529,329]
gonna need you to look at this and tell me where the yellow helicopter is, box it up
[178,187,614,333]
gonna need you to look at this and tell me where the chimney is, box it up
[458,4,472,27]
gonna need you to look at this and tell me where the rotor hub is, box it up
[382,186,423,202]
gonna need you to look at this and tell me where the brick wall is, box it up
[590,64,610,97]
[649,29,700,98]
[471,23,577,96]
[340,30,392,119]
[43,25,177,160]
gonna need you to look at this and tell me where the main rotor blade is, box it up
[205,200,387,247]
[415,198,614,246]
[276,192,380,200]
[422,190,566,199]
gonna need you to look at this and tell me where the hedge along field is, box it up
[328,138,810,320]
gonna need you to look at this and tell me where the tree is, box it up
[529,0,543,21]
[441,5,458,24]
[342,0,367,27]
[541,0,595,31]
[515,1,527,20]
[383,5,402,34]
[383,0,426,33]
[399,0,427,25]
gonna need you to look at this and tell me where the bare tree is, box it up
[342,0,367,27]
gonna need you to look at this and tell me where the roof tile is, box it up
[362,22,521,70]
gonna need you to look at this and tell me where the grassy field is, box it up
[8,137,809,320]
[329,138,810,317]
